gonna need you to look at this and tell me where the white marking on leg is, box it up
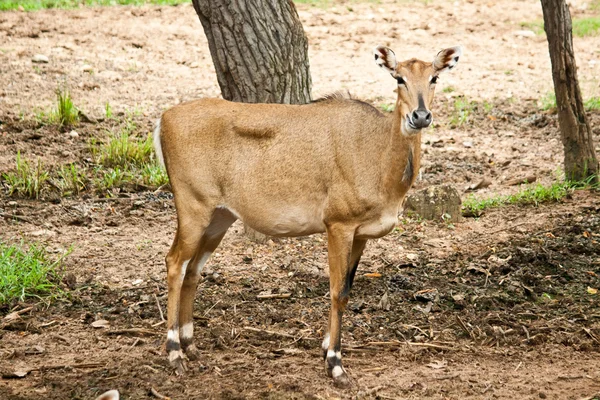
[167,328,179,342]
[332,365,345,378]
[194,252,212,275]
[327,349,336,359]
[181,322,193,341]
[336,351,342,359]
[322,333,330,351]
[180,259,190,280]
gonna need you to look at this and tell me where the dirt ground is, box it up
[1,0,600,399]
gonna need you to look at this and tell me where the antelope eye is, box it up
[396,76,406,85]
[430,76,439,84]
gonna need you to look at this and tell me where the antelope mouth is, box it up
[404,115,420,135]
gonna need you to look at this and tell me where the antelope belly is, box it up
[255,206,326,237]
[355,213,398,239]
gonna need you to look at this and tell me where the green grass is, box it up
[89,118,167,194]
[55,163,88,196]
[0,241,68,306]
[463,179,597,216]
[54,86,79,128]
[521,17,600,37]
[539,92,600,111]
[449,97,475,128]
[91,130,154,168]
[0,0,188,11]
[2,152,49,199]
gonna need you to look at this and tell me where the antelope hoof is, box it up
[184,344,200,361]
[330,365,351,388]
[169,350,187,375]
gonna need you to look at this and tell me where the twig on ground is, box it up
[456,316,475,340]
[153,293,165,322]
[150,387,170,399]
[256,293,292,300]
[242,326,317,341]
[105,328,158,337]
[0,212,33,224]
[202,300,222,317]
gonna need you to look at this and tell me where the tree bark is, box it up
[540,0,598,181]
[192,0,312,105]
[192,0,313,241]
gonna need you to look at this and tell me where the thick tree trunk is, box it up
[192,0,312,105]
[541,0,598,181]
[192,0,313,241]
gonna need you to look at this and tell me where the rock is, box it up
[513,30,536,38]
[82,64,93,72]
[404,185,462,223]
[68,130,79,138]
[27,229,56,237]
[467,177,492,191]
[91,319,110,329]
[32,54,49,63]
[7,201,18,207]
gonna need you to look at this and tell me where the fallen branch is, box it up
[242,326,316,341]
[0,212,33,224]
[105,328,158,337]
[154,293,165,322]
[256,293,291,300]
[350,341,457,351]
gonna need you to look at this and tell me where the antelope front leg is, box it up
[324,224,365,387]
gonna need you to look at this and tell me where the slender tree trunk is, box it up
[192,0,313,241]
[540,0,598,181]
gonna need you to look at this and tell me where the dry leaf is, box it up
[364,272,382,278]
[587,287,598,295]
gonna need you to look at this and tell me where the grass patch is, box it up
[463,179,597,216]
[521,17,600,37]
[538,92,600,111]
[0,0,188,11]
[91,129,153,168]
[0,241,68,306]
[89,117,167,194]
[2,152,49,199]
[55,163,88,196]
[54,86,79,128]
[449,97,475,128]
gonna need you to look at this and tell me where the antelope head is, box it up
[374,45,462,135]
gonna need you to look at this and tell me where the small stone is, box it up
[27,229,56,237]
[189,62,199,68]
[91,319,110,329]
[8,201,18,207]
[32,54,49,63]
[82,64,93,72]
[528,64,535,69]
[462,141,473,148]
[513,30,535,38]
[69,130,79,138]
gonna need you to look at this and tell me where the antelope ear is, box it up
[374,46,397,75]
[433,46,462,73]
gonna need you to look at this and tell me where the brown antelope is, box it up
[154,45,461,387]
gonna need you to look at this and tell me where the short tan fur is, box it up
[156,44,462,386]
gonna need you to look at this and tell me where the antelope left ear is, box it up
[374,45,397,75]
[433,46,462,74]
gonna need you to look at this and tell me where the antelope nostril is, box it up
[425,111,432,122]
[412,110,420,121]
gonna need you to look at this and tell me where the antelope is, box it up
[154,45,462,387]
